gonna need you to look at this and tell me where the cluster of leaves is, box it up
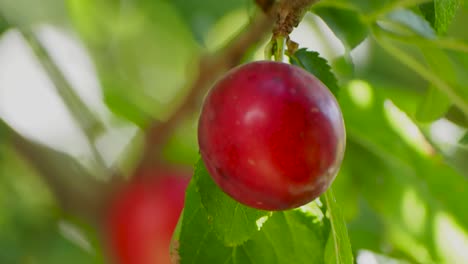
[307,1,468,263]
[177,160,352,263]
[0,0,467,263]
[0,143,103,263]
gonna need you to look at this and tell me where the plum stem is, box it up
[274,36,286,62]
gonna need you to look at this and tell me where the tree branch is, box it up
[273,0,318,37]
[137,10,275,168]
[0,119,109,225]
[21,30,105,140]
[255,0,276,12]
[0,13,106,144]
[1,4,107,172]
[19,29,107,171]
[137,0,319,169]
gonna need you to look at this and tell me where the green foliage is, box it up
[323,189,354,264]
[179,160,331,263]
[420,0,461,34]
[67,0,198,126]
[386,9,436,38]
[422,46,459,89]
[243,211,325,264]
[290,49,340,97]
[162,117,200,166]
[0,144,103,263]
[0,0,66,26]
[170,0,248,43]
[372,9,468,118]
[1,0,468,263]
[312,6,368,50]
[415,46,458,122]
[0,14,8,36]
[416,86,451,122]
[461,133,468,145]
[338,80,468,263]
[0,121,5,145]
[194,159,268,246]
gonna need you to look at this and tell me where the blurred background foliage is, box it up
[0,0,467,263]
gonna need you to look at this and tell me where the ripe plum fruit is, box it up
[198,61,345,210]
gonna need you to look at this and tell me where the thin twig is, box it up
[21,30,104,140]
[373,27,468,117]
[379,29,468,53]
[265,0,317,67]
[19,30,107,172]
[0,13,106,145]
[364,0,431,23]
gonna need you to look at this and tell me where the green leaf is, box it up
[420,0,461,34]
[356,250,412,264]
[416,86,451,122]
[194,159,268,246]
[0,119,106,263]
[419,2,436,29]
[446,106,468,128]
[421,47,457,84]
[0,119,106,214]
[373,25,468,118]
[312,6,368,50]
[178,180,233,263]
[417,45,459,122]
[331,56,355,82]
[460,132,468,145]
[0,14,9,36]
[340,80,468,262]
[0,121,6,144]
[0,0,66,26]
[345,82,468,225]
[346,199,385,254]
[323,188,354,264]
[179,177,327,263]
[242,211,326,264]
[415,47,458,123]
[162,117,199,166]
[68,0,197,126]
[386,9,436,38]
[170,0,247,44]
[290,49,340,97]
